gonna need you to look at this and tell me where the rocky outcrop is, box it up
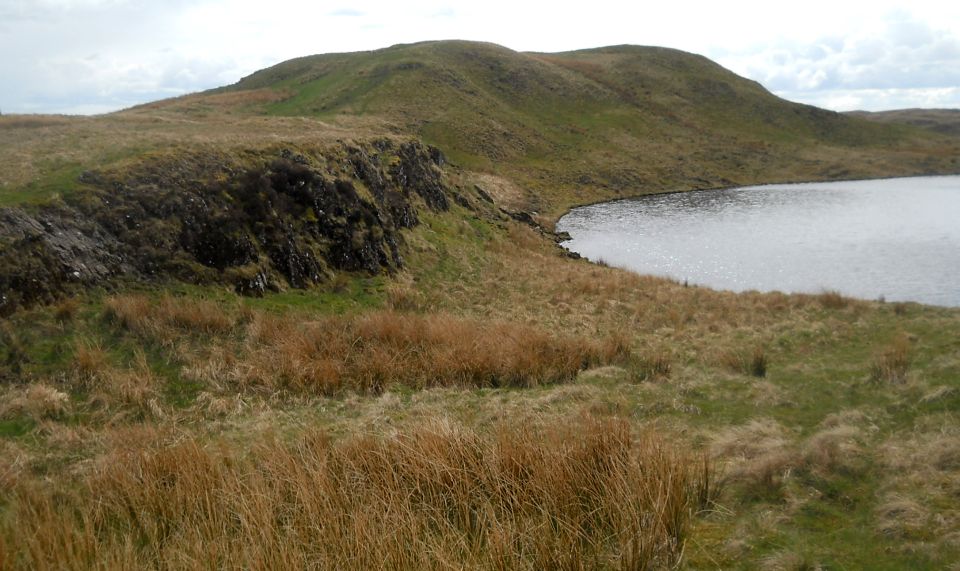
[0,140,452,315]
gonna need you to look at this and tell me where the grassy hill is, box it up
[118,40,956,216]
[1,41,959,569]
[848,108,960,137]
[3,41,958,217]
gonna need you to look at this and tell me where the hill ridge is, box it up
[197,40,957,216]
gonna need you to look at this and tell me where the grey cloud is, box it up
[775,86,960,112]
[0,0,217,113]
[738,11,960,100]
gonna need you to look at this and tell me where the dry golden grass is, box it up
[877,428,960,547]
[104,294,235,338]
[71,340,110,385]
[710,419,795,491]
[812,289,851,310]
[53,297,80,324]
[0,383,69,422]
[419,221,863,359]
[101,294,628,396]
[709,418,867,500]
[2,414,709,570]
[90,350,164,419]
[384,273,426,311]
[717,346,769,377]
[870,334,913,384]
[205,309,626,395]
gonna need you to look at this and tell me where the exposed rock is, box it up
[503,209,541,230]
[233,269,269,297]
[0,139,456,312]
[391,141,449,211]
[473,185,495,203]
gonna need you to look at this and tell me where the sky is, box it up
[2,0,959,115]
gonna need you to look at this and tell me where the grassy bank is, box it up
[2,40,960,569]
[1,214,959,568]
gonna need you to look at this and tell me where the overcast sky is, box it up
[2,0,959,115]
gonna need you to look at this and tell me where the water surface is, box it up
[557,176,960,306]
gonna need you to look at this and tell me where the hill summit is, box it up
[147,40,955,213]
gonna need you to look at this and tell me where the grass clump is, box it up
[53,297,80,324]
[630,349,673,382]
[869,335,912,384]
[815,289,850,310]
[0,384,69,422]
[104,294,235,338]
[719,346,768,378]
[102,295,627,395]
[71,340,110,385]
[218,309,626,394]
[1,414,708,570]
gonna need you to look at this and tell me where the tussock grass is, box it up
[384,278,425,311]
[219,310,626,394]
[710,418,867,501]
[53,297,80,324]
[710,419,794,494]
[103,295,628,395]
[71,340,110,385]
[869,334,913,384]
[814,289,851,310]
[90,350,164,419]
[104,294,235,338]
[718,346,768,378]
[877,428,960,551]
[630,350,673,382]
[2,414,709,570]
[0,384,69,422]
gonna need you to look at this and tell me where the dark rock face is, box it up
[391,142,449,211]
[0,140,453,313]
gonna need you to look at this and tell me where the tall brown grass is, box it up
[104,294,235,338]
[238,310,626,393]
[104,294,628,395]
[869,335,912,384]
[718,346,768,378]
[2,415,710,570]
[0,384,69,422]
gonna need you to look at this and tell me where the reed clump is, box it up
[101,295,626,395]
[869,335,912,384]
[630,350,673,382]
[2,414,710,570]
[237,310,624,394]
[718,346,768,378]
[104,294,234,338]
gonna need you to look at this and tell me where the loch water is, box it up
[557,176,960,307]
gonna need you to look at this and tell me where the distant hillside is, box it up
[847,108,960,137]
[4,41,959,219]
[162,40,958,215]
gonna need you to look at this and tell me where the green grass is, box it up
[0,417,34,438]
[1,39,959,570]
[242,276,388,314]
[221,41,960,217]
[0,160,86,207]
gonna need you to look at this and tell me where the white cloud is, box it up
[1,0,958,114]
[711,9,960,109]
[777,87,960,112]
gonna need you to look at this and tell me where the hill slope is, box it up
[175,40,959,214]
[847,108,960,137]
[2,40,958,303]
[3,41,960,571]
